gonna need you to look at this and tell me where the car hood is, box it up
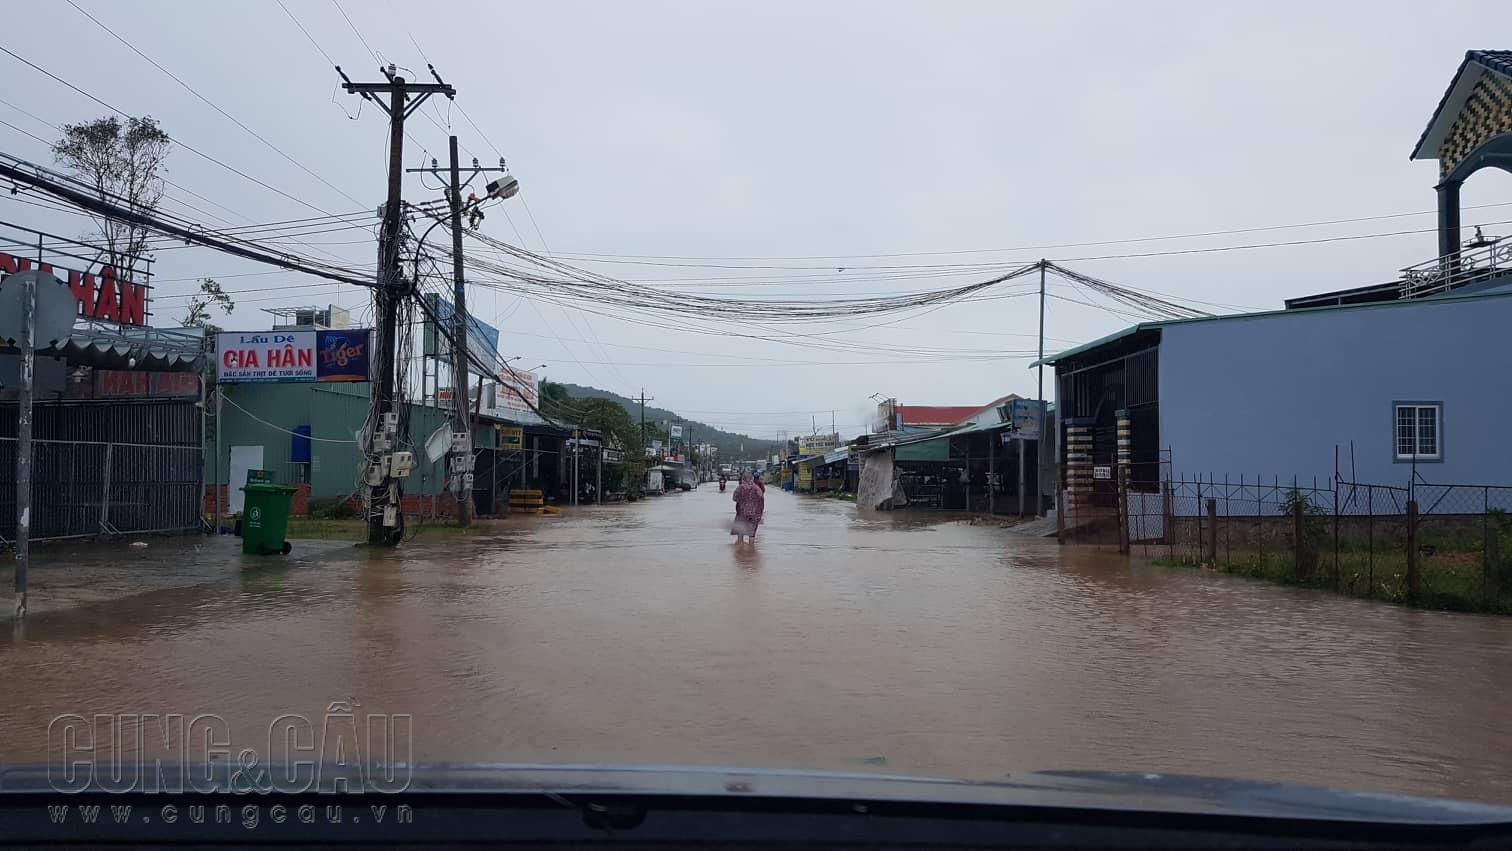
[4,762,1510,826]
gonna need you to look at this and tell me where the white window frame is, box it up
[1393,402,1442,463]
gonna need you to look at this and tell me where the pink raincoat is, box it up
[731,472,765,537]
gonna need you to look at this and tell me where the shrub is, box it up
[308,497,358,520]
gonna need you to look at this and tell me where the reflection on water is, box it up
[3,487,1512,803]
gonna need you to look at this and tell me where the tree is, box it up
[53,115,170,282]
[181,277,235,332]
[537,383,648,496]
[575,397,640,457]
[539,380,573,416]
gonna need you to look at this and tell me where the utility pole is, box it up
[13,272,34,619]
[636,388,653,494]
[636,389,653,448]
[448,136,474,525]
[1037,260,1046,413]
[1036,259,1048,517]
[406,137,509,527]
[342,66,454,545]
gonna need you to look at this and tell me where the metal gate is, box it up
[0,399,203,542]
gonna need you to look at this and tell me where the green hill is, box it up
[555,383,781,463]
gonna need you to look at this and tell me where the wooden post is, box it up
[1292,500,1304,580]
[1367,487,1374,597]
[1117,467,1130,554]
[1161,480,1173,545]
[1487,524,1501,604]
[98,442,114,537]
[988,433,996,515]
[1017,438,1027,517]
[1206,498,1218,564]
[1406,499,1419,604]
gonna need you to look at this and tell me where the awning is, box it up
[4,322,207,372]
[822,448,849,465]
[895,437,950,462]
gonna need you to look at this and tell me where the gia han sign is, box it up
[217,330,372,383]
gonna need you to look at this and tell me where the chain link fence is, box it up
[0,436,203,543]
[1122,475,1512,613]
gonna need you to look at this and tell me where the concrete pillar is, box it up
[1438,179,1462,274]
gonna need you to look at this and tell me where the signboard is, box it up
[670,424,683,440]
[0,250,148,327]
[216,330,374,384]
[217,331,316,383]
[94,370,199,398]
[1093,465,1112,480]
[496,425,523,449]
[798,433,840,456]
[422,293,499,365]
[314,329,370,382]
[1008,399,1045,437]
[495,367,539,414]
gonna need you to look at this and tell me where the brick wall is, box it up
[204,482,313,517]
[203,486,477,520]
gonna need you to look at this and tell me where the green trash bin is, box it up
[241,478,296,555]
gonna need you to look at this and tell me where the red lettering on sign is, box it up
[297,348,312,368]
[0,251,148,327]
[93,267,119,322]
[67,270,95,315]
[101,371,149,395]
[153,372,199,395]
[118,281,145,325]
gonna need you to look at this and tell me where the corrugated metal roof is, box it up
[28,324,207,372]
[896,404,980,426]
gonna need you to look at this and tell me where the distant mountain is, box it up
[557,383,781,463]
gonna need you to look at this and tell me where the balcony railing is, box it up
[1399,233,1512,298]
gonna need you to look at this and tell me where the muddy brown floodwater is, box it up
[3,486,1511,802]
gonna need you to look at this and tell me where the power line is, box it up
[541,202,1512,264]
[64,0,368,209]
[276,0,339,66]
[1056,220,1512,263]
[0,42,362,222]
[331,0,382,66]
[0,153,373,287]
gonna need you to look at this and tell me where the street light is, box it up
[485,175,519,200]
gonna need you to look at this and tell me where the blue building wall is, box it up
[1158,292,1512,487]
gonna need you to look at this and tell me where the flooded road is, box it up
[3,486,1511,802]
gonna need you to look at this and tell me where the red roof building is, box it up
[889,394,1021,430]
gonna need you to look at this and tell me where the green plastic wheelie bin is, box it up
[241,478,296,555]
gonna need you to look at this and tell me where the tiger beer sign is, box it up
[0,250,148,326]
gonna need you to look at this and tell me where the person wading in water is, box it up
[730,471,765,544]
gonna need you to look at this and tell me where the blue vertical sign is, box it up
[315,329,372,382]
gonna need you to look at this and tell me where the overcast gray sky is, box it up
[3,1,1510,440]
